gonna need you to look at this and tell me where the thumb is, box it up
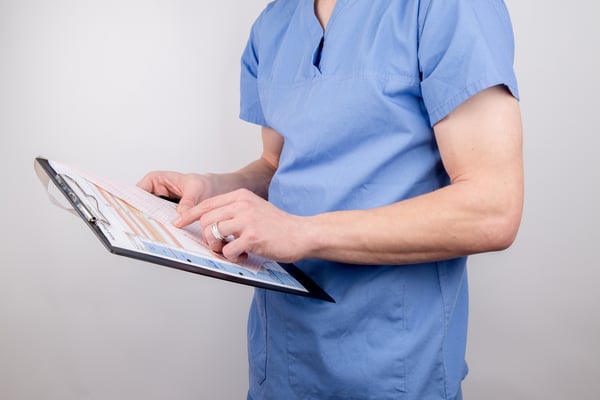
[172,203,199,228]
[136,174,155,193]
[176,193,200,214]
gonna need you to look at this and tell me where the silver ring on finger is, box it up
[210,222,226,241]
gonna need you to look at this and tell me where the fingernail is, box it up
[172,217,182,226]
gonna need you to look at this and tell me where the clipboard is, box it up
[35,157,334,302]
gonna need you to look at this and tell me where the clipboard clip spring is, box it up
[59,174,111,227]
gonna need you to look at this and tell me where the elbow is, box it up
[465,178,524,254]
[476,207,523,253]
[489,213,522,251]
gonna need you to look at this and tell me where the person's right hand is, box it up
[137,171,215,215]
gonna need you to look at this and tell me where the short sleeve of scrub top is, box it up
[240,0,519,127]
[418,0,519,124]
[238,1,519,400]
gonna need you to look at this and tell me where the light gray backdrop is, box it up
[1,1,598,399]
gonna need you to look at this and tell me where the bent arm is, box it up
[138,127,282,213]
[302,86,524,264]
[216,126,283,199]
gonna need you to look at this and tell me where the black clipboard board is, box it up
[35,157,334,303]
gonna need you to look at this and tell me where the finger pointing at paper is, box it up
[137,171,218,214]
[172,188,309,264]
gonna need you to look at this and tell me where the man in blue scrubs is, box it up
[139,0,523,398]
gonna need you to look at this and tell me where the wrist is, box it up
[295,214,329,261]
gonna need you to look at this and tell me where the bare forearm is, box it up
[206,128,281,199]
[301,178,523,265]
[211,157,276,200]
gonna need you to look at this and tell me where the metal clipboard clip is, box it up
[34,158,110,227]
[58,174,111,227]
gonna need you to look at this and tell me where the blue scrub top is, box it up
[239,1,518,399]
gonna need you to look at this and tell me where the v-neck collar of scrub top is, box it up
[303,0,358,74]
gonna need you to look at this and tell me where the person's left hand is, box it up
[173,188,310,263]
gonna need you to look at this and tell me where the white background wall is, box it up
[0,1,598,399]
